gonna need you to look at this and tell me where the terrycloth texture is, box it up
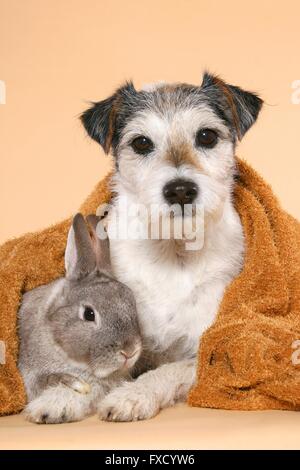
[0,160,300,415]
[0,174,112,415]
[189,161,300,410]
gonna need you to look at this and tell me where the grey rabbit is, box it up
[18,213,142,424]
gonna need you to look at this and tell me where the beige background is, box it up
[0,0,299,243]
[1,404,300,450]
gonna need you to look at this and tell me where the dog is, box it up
[81,72,263,421]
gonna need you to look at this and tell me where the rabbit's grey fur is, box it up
[18,214,141,424]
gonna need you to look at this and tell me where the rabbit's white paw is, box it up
[24,385,91,424]
[98,383,159,422]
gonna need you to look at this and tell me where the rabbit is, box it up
[18,213,142,424]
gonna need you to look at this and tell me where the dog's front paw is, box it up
[24,385,91,424]
[98,384,159,422]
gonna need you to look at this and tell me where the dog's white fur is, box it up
[98,103,245,421]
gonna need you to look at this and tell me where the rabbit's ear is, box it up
[65,213,97,280]
[86,214,112,275]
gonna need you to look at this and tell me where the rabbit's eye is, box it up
[83,307,95,322]
[79,306,100,326]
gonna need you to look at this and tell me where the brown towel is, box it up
[1,159,300,415]
[189,160,300,410]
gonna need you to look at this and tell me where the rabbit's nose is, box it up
[120,339,142,364]
[120,350,138,360]
[122,338,142,355]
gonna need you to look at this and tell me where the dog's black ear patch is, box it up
[81,95,116,153]
[81,81,136,154]
[201,72,263,139]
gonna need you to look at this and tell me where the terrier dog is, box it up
[81,72,263,421]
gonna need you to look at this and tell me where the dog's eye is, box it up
[83,307,95,322]
[195,129,218,149]
[130,136,154,155]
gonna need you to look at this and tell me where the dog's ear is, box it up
[80,81,136,154]
[81,95,117,154]
[201,72,263,139]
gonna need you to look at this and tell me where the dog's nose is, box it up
[163,179,199,206]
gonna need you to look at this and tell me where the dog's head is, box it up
[81,73,263,220]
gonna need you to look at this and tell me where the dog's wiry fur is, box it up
[81,73,263,421]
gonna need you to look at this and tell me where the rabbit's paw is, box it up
[24,385,91,424]
[98,383,159,422]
